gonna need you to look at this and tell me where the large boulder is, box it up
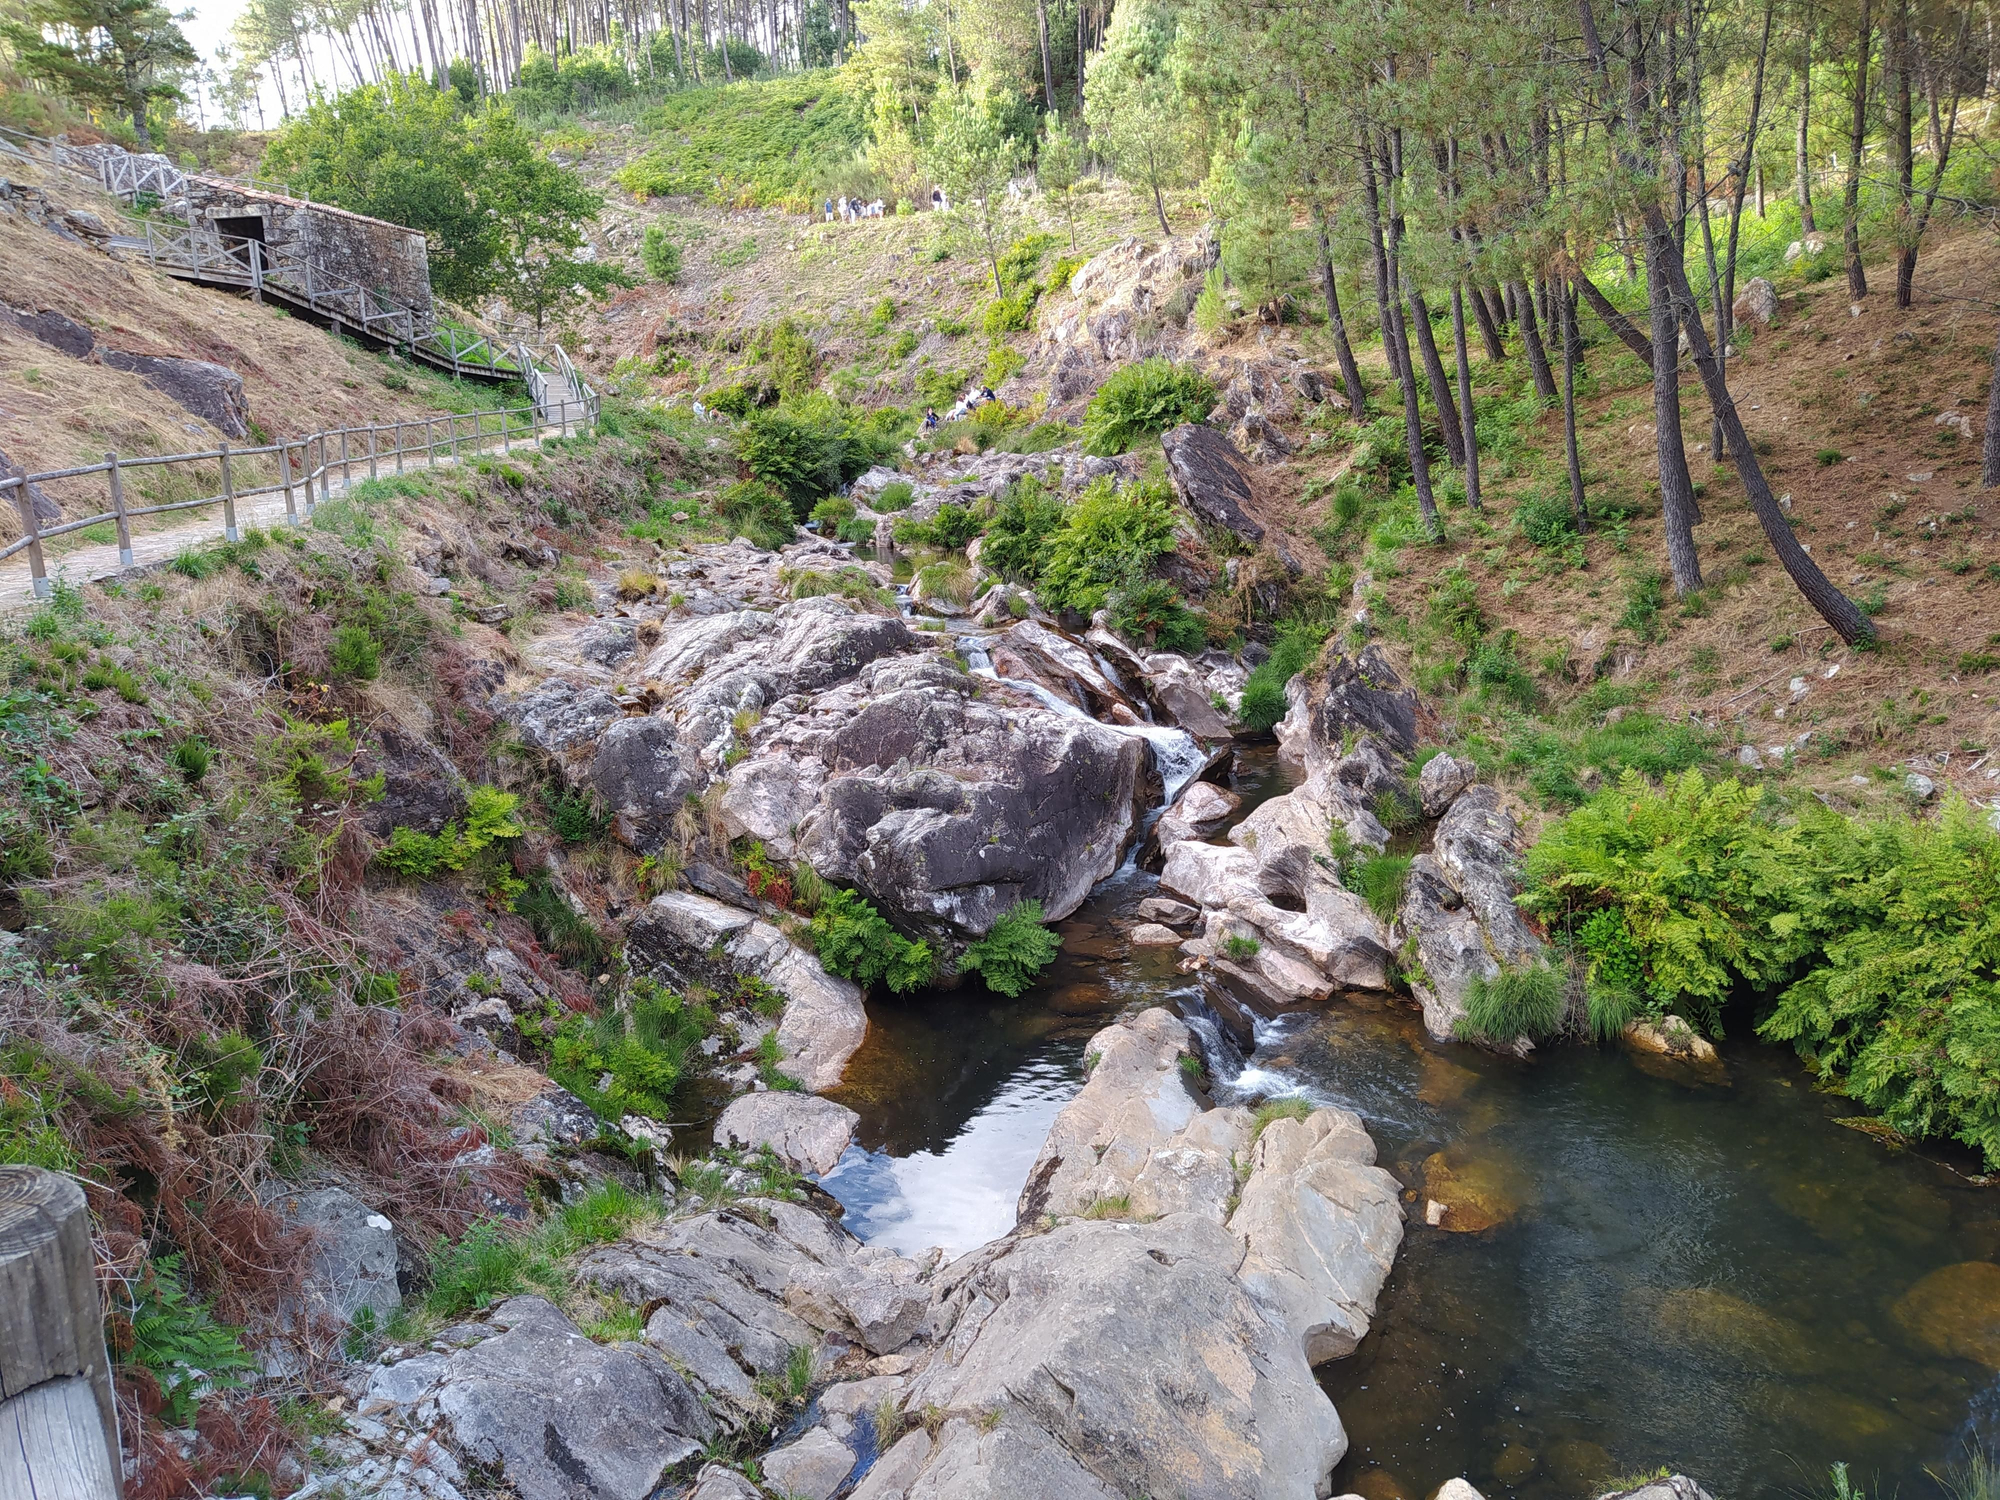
[367,1296,712,1500]
[627,891,866,1090]
[263,1185,399,1329]
[1160,423,1265,543]
[589,716,696,852]
[101,350,250,437]
[713,1092,859,1176]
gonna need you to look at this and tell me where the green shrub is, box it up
[1193,266,1228,335]
[1222,933,1262,961]
[1618,571,1665,640]
[425,1220,538,1318]
[715,478,798,550]
[169,736,212,784]
[960,899,1060,997]
[1515,490,1579,549]
[893,501,984,551]
[515,873,609,969]
[810,495,856,529]
[549,978,716,1121]
[739,410,842,512]
[544,785,606,843]
[375,786,524,880]
[330,623,382,681]
[641,224,683,282]
[1037,478,1179,615]
[1081,358,1219,456]
[1458,961,1566,1042]
[1349,853,1411,920]
[874,479,915,511]
[1107,579,1207,655]
[1466,631,1538,710]
[809,887,934,992]
[1237,623,1325,734]
[81,661,148,703]
[980,477,1065,583]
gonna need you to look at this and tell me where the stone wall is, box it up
[182,179,435,338]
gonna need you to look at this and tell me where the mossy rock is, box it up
[1419,1145,1530,1233]
[1892,1261,2000,1367]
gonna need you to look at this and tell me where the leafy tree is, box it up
[1035,112,1084,250]
[1082,0,1189,236]
[2,0,195,143]
[922,77,1024,295]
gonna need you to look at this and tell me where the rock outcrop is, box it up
[626,890,866,1091]
[713,1092,859,1176]
[1161,423,1265,543]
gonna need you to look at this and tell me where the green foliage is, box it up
[1515,490,1580,549]
[617,72,865,209]
[0,1053,76,1172]
[1251,1096,1312,1142]
[960,900,1060,997]
[874,480,915,511]
[736,403,885,515]
[375,786,524,880]
[893,502,984,551]
[1,0,194,142]
[1349,853,1411,921]
[1107,579,1207,655]
[1081,358,1218,456]
[640,224,683,282]
[715,478,798,550]
[1618,571,1665,641]
[1036,477,1180,615]
[116,1255,255,1426]
[549,978,716,1121]
[543,784,606,843]
[169,735,212,784]
[1193,266,1229,335]
[514,873,609,969]
[980,477,1065,582]
[983,286,1040,334]
[425,1219,543,1318]
[1238,623,1325,733]
[329,623,382,682]
[1497,708,1712,809]
[809,887,935,993]
[810,495,857,529]
[263,75,605,308]
[1222,933,1262,961]
[1458,961,1566,1042]
[1522,771,1807,1032]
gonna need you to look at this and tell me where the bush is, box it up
[1107,579,1207,655]
[809,887,934,992]
[641,224,683,282]
[1515,490,1579,548]
[1349,853,1411,920]
[874,480,915,511]
[1081,358,1220,456]
[960,899,1060,997]
[810,495,856,529]
[1037,478,1180,615]
[738,410,842,512]
[548,979,715,1121]
[115,1254,256,1426]
[1237,623,1324,734]
[893,502,984,551]
[1458,961,1566,1042]
[980,477,1065,583]
[330,623,382,681]
[375,786,524,880]
[515,873,610,969]
[715,478,797,550]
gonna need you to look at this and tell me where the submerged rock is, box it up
[1892,1261,2000,1367]
[1420,1145,1530,1233]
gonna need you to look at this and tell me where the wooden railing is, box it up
[3,393,597,601]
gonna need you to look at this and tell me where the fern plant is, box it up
[960,900,1060,997]
[114,1255,256,1426]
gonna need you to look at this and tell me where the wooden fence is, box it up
[3,391,597,601]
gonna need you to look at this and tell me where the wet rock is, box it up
[1232,1110,1404,1362]
[1153,779,1241,847]
[1542,1440,1615,1491]
[264,1185,400,1328]
[1135,896,1199,926]
[1434,1483,1486,1500]
[1137,652,1235,739]
[101,350,250,437]
[1420,1145,1528,1232]
[417,1295,712,1500]
[761,1428,855,1500]
[1621,1016,1718,1064]
[1404,788,1544,1043]
[1160,423,1265,543]
[713,1093,859,1176]
[628,892,866,1090]
[1129,922,1183,945]
[988,619,1142,721]
[1650,1287,1816,1374]
[1416,752,1475,817]
[851,1428,934,1500]
[686,1464,767,1500]
[1892,1261,2000,1367]
[1600,1475,1715,1500]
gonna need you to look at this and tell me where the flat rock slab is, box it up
[1160,423,1264,542]
[762,1426,856,1500]
[714,1092,860,1176]
[1128,923,1183,946]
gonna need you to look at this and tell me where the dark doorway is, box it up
[215,214,265,243]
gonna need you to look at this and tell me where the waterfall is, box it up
[967,664,1204,803]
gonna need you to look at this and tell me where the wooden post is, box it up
[394,422,404,476]
[318,436,331,510]
[340,428,351,489]
[11,477,51,601]
[449,415,460,460]
[280,443,297,527]
[106,454,132,568]
[0,1167,123,1500]
[367,427,378,482]
[219,444,237,543]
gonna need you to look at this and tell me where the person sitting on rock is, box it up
[978,385,996,404]
[923,407,940,430]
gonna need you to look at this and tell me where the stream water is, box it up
[817,746,2000,1499]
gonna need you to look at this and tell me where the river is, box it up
[818,745,2000,1499]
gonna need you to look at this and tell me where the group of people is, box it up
[923,385,999,430]
[825,196,887,221]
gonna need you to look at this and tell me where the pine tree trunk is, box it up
[1844,0,1873,297]
[1645,220,1705,596]
[1451,282,1481,511]
[1361,136,1436,534]
[1408,284,1464,467]
[1513,279,1558,399]
[1574,271,1655,365]
[1312,199,1367,417]
[1984,320,2000,487]
[1560,276,1589,532]
[1659,220,1872,642]
[1797,14,1817,231]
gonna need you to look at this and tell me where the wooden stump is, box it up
[0,1166,122,1499]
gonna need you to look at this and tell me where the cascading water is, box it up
[964,662,1206,803]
